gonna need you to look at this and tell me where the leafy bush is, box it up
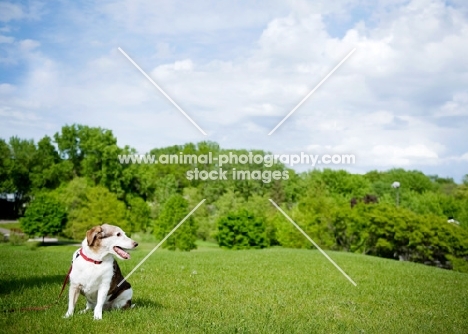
[54,178,128,239]
[446,255,468,273]
[217,210,268,249]
[319,169,373,198]
[155,194,197,251]
[349,204,468,267]
[20,193,67,240]
[274,196,468,272]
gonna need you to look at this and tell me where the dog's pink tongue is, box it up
[114,246,130,259]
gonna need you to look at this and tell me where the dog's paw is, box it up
[63,312,73,319]
[131,303,136,309]
[79,309,89,314]
[93,312,102,320]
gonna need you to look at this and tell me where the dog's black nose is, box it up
[133,242,138,247]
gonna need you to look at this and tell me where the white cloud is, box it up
[155,59,194,73]
[0,1,44,23]
[0,83,15,94]
[0,106,40,121]
[437,92,468,117]
[370,144,439,166]
[97,0,291,34]
[0,2,24,22]
[0,34,14,43]
[18,39,40,51]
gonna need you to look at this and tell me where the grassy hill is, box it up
[1,243,468,333]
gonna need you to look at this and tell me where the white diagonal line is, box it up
[118,47,207,136]
[269,199,357,286]
[268,48,356,135]
[118,199,206,287]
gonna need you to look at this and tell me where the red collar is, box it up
[79,248,102,264]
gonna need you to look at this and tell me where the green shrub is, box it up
[217,210,268,250]
[155,194,197,251]
[20,192,67,240]
[274,197,468,271]
[334,204,468,268]
[446,255,468,273]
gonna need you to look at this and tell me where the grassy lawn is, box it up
[1,242,468,333]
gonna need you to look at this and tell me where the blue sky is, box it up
[1,0,467,182]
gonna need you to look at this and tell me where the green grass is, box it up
[1,243,468,334]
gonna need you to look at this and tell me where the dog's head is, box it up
[86,224,138,260]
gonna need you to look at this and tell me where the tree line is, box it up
[1,124,467,271]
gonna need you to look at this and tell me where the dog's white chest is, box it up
[71,259,113,294]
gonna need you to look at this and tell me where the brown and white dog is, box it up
[64,224,138,320]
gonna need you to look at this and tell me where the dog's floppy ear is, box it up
[86,225,103,246]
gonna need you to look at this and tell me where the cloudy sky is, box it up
[1,0,467,181]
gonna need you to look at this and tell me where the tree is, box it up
[275,185,337,249]
[214,189,245,217]
[9,137,37,206]
[154,174,179,204]
[319,169,373,198]
[183,187,212,241]
[20,193,67,242]
[53,124,134,198]
[365,168,435,195]
[216,209,268,249]
[0,139,12,193]
[54,124,85,176]
[30,136,73,190]
[282,169,306,206]
[54,178,129,240]
[155,194,197,251]
[126,195,152,233]
[149,174,180,224]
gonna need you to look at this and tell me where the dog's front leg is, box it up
[93,284,110,320]
[64,283,80,318]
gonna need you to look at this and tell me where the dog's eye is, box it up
[117,233,121,237]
